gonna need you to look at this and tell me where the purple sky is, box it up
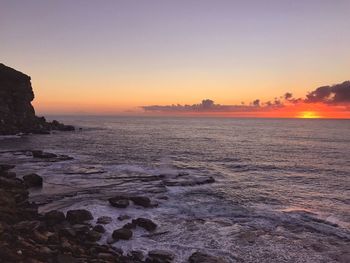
[1,0,349,114]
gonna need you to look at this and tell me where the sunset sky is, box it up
[1,0,349,118]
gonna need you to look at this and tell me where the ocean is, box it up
[1,116,349,262]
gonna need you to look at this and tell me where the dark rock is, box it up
[188,252,227,263]
[109,196,130,208]
[23,173,43,187]
[93,224,106,233]
[44,210,65,225]
[31,150,57,159]
[146,250,175,263]
[96,216,112,224]
[56,254,77,263]
[0,63,74,135]
[66,209,93,224]
[112,228,133,240]
[130,196,151,207]
[118,214,131,221]
[0,164,15,172]
[133,218,157,232]
[123,222,136,229]
[86,230,102,241]
[13,220,41,233]
[128,250,145,261]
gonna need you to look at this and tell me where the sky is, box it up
[1,0,350,117]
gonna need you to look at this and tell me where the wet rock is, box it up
[97,252,115,260]
[188,252,227,263]
[56,254,77,263]
[0,164,15,172]
[31,150,57,159]
[112,228,133,240]
[132,218,157,232]
[93,224,106,233]
[59,226,77,238]
[130,196,151,207]
[23,173,43,187]
[128,250,145,261]
[86,230,102,242]
[123,222,136,229]
[96,216,112,224]
[71,224,90,233]
[164,175,215,187]
[14,220,41,233]
[109,197,130,208]
[146,250,175,263]
[44,210,65,225]
[66,209,93,224]
[118,214,131,221]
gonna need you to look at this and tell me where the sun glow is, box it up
[298,111,321,119]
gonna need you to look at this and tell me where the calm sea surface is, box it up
[1,117,349,262]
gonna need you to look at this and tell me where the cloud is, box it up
[141,81,350,113]
[142,98,283,113]
[305,81,350,104]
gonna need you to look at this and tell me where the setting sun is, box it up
[298,111,321,119]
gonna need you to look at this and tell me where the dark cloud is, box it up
[141,81,350,113]
[142,99,283,113]
[305,81,350,104]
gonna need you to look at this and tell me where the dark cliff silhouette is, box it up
[0,63,74,135]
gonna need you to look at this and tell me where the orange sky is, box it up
[2,1,350,118]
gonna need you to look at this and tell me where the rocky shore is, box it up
[0,63,74,135]
[0,163,225,263]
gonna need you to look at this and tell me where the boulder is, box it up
[93,224,105,233]
[146,250,175,263]
[118,214,131,221]
[44,210,65,225]
[112,228,133,240]
[132,218,157,232]
[23,173,43,187]
[66,209,93,224]
[188,252,227,263]
[130,196,151,207]
[86,230,102,241]
[109,197,129,208]
[96,216,112,224]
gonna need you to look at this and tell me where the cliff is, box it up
[0,63,74,135]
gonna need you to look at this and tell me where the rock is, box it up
[44,210,65,225]
[56,254,77,263]
[132,218,157,232]
[123,222,136,229]
[128,250,145,261]
[0,63,75,135]
[14,220,41,233]
[109,197,129,208]
[146,250,175,263]
[188,252,227,263]
[66,209,93,224]
[96,216,112,224]
[93,224,105,233]
[97,252,115,260]
[112,228,133,240]
[0,164,15,172]
[118,214,131,221]
[86,230,102,241]
[130,196,151,207]
[23,173,43,187]
[31,150,57,159]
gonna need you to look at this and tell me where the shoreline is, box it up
[0,160,225,263]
